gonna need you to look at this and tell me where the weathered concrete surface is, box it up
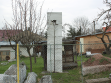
[3,75,16,83]
[82,64,111,76]
[47,12,62,73]
[24,72,37,83]
[39,75,52,83]
[0,74,8,83]
[0,74,16,83]
[86,78,111,83]
[4,64,26,83]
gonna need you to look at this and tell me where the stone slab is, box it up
[39,75,52,83]
[3,75,16,83]
[0,74,7,83]
[82,64,111,76]
[4,64,26,83]
[24,72,37,83]
[0,74,16,83]
[86,78,111,83]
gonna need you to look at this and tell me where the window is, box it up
[6,51,10,56]
[2,52,6,55]
[0,50,10,56]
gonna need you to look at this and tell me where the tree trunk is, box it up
[34,47,36,63]
[34,54,36,63]
[15,46,17,59]
[105,48,111,55]
[101,38,111,55]
[27,48,32,72]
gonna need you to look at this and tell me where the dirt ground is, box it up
[83,54,111,67]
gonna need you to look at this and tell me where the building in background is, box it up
[75,31,111,54]
[0,30,33,61]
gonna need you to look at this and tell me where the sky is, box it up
[0,0,108,29]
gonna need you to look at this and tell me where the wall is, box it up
[0,47,15,60]
[0,46,33,60]
[76,32,111,54]
[19,47,33,57]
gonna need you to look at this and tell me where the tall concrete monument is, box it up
[47,12,62,72]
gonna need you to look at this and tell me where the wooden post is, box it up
[17,44,19,83]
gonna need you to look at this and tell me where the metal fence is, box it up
[0,43,111,83]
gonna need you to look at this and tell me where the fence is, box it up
[0,43,111,83]
[82,43,111,83]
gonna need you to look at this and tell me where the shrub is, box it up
[20,55,26,59]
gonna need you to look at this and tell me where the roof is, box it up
[103,27,111,32]
[74,31,111,39]
[0,41,15,45]
[62,40,76,44]
[0,30,22,41]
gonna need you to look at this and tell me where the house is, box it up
[75,31,111,54]
[0,29,46,61]
[0,30,35,61]
[0,41,33,61]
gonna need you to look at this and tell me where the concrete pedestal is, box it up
[47,12,62,72]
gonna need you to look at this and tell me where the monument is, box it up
[47,12,62,72]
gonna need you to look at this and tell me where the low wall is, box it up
[86,78,111,83]
[82,64,111,76]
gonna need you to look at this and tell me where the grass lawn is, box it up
[0,55,111,83]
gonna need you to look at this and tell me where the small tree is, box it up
[5,0,46,72]
[72,17,90,35]
[95,0,111,55]
[63,23,83,40]
[63,24,77,39]
[67,25,76,39]
[63,17,93,40]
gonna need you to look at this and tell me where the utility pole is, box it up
[47,12,62,73]
[52,20,58,73]
[93,21,95,34]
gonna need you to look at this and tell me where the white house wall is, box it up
[0,46,33,60]
[0,47,15,60]
[19,47,33,57]
[80,38,84,52]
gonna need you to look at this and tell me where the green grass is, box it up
[0,57,44,82]
[0,55,111,83]
[103,54,111,58]
[20,57,44,80]
[0,61,16,73]
[84,70,110,79]
[52,67,82,83]
[99,57,110,64]
[76,55,89,66]
[90,57,95,63]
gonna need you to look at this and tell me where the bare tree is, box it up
[91,21,102,34]
[5,0,46,72]
[94,0,111,55]
[72,17,90,35]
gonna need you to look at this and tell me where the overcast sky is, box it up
[0,0,108,29]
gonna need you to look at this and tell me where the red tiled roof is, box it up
[103,27,111,32]
[0,30,22,41]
